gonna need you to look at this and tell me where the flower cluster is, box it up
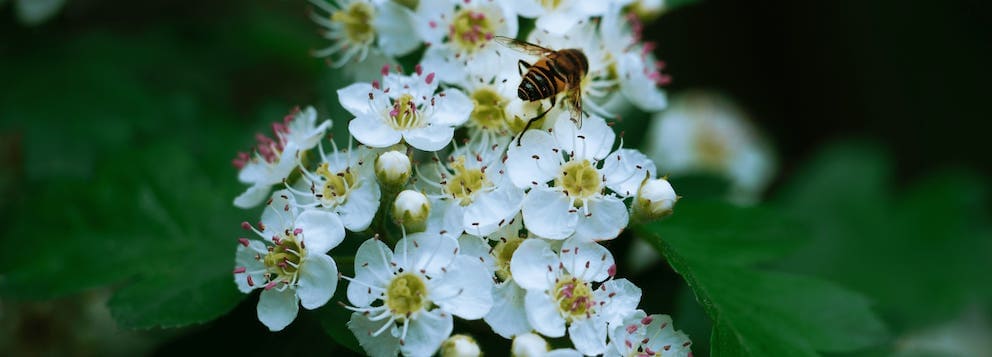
[231,0,690,355]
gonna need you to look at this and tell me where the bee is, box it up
[494,36,588,144]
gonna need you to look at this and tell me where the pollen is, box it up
[386,272,429,316]
[331,1,376,44]
[444,156,490,206]
[449,9,495,53]
[388,94,425,130]
[316,163,357,205]
[262,230,306,284]
[553,275,595,321]
[493,236,524,282]
[469,87,508,131]
[556,159,602,203]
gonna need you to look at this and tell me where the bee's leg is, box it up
[516,97,557,146]
[517,60,532,76]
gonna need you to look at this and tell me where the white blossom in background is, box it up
[605,310,692,357]
[233,106,331,208]
[338,65,473,151]
[309,0,420,67]
[510,238,641,355]
[233,190,345,331]
[600,5,671,112]
[415,0,519,84]
[645,90,776,204]
[506,114,654,240]
[511,332,584,357]
[345,235,493,356]
[290,144,381,232]
[513,0,631,36]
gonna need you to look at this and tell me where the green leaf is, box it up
[775,142,992,330]
[638,201,888,356]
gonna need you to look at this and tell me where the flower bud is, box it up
[375,150,411,188]
[511,333,549,357]
[632,177,678,222]
[441,334,481,357]
[392,190,430,233]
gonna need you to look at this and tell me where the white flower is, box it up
[233,106,331,208]
[510,237,640,355]
[233,190,345,331]
[644,91,776,204]
[393,189,432,233]
[415,0,519,84]
[11,0,65,26]
[506,114,655,240]
[512,332,584,357]
[633,177,678,221]
[457,228,533,339]
[309,0,420,66]
[345,235,494,356]
[338,66,473,151]
[441,334,482,357]
[459,46,530,150]
[513,0,631,35]
[600,5,670,112]
[375,150,412,188]
[606,310,692,357]
[287,144,381,232]
[417,144,524,237]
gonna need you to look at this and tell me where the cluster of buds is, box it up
[230,0,691,355]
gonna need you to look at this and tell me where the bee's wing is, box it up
[493,36,554,56]
[566,87,584,128]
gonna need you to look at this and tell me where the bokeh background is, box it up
[1,0,989,355]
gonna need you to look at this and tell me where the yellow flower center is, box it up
[386,272,428,316]
[331,2,375,44]
[556,159,602,202]
[449,9,495,53]
[470,87,508,131]
[494,237,524,282]
[553,275,595,321]
[316,163,356,206]
[540,0,564,10]
[695,123,730,169]
[388,94,425,130]
[262,231,306,284]
[444,157,489,206]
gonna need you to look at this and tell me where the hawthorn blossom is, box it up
[345,234,493,356]
[415,0,519,84]
[309,0,420,66]
[457,223,534,339]
[606,310,693,357]
[513,0,631,36]
[506,114,655,240]
[338,65,473,151]
[289,144,381,232]
[233,106,331,208]
[601,5,670,112]
[510,237,641,355]
[234,190,345,331]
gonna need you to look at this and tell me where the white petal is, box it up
[553,113,615,162]
[509,238,558,291]
[521,188,578,240]
[297,253,338,309]
[463,183,524,237]
[401,309,453,357]
[433,88,473,126]
[403,124,454,151]
[546,349,584,357]
[524,290,566,337]
[511,0,544,17]
[601,148,656,197]
[506,130,561,189]
[595,279,642,326]
[430,255,494,319]
[484,282,532,338]
[347,312,401,357]
[234,240,268,293]
[260,189,296,235]
[337,82,377,117]
[394,233,458,276]
[257,287,299,331]
[296,210,345,254]
[573,196,629,242]
[560,238,615,283]
[374,1,421,57]
[350,115,402,148]
[619,52,668,112]
[568,318,608,356]
[233,184,271,209]
[349,239,393,307]
[457,235,496,272]
[337,180,381,232]
[535,8,581,35]
[237,160,269,184]
[421,47,467,84]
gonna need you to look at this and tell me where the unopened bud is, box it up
[441,334,481,357]
[512,332,549,357]
[392,190,430,233]
[376,150,411,188]
[633,177,678,221]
